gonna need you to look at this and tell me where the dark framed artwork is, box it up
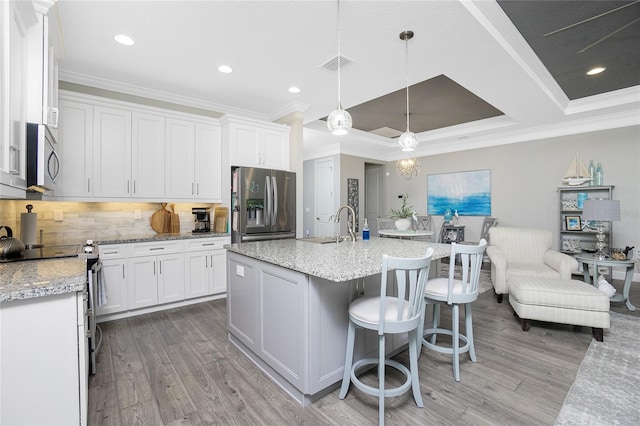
[347,178,359,232]
[565,215,581,231]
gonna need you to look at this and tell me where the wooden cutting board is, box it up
[150,203,170,233]
[168,204,180,234]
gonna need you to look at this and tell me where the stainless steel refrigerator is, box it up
[231,166,296,243]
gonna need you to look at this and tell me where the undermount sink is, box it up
[299,237,341,244]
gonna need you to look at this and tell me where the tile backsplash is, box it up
[0,201,221,245]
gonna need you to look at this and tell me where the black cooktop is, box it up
[0,244,81,263]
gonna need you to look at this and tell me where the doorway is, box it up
[365,163,384,235]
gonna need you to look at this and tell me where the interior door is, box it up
[365,164,383,235]
[314,158,335,237]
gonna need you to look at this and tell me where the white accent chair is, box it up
[418,240,487,382]
[339,248,434,426]
[486,227,578,303]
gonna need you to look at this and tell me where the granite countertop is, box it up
[98,231,230,245]
[0,258,87,303]
[225,237,451,282]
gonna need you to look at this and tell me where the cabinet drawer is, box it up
[185,237,230,252]
[131,240,184,256]
[98,244,129,259]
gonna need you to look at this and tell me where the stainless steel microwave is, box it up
[26,123,59,193]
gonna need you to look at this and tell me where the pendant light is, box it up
[396,156,421,180]
[327,0,352,136]
[398,30,417,152]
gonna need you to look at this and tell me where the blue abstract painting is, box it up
[427,170,491,216]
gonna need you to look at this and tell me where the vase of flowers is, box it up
[389,194,415,231]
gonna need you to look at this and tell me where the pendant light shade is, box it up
[396,156,421,180]
[398,30,417,151]
[327,0,352,136]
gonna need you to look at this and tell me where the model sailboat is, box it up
[562,154,591,186]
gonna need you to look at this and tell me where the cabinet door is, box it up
[132,112,165,198]
[96,258,128,316]
[93,106,131,197]
[194,123,221,200]
[229,124,261,167]
[262,128,289,170]
[210,249,227,294]
[0,2,28,191]
[157,253,185,304]
[227,253,258,350]
[185,251,210,299]
[165,118,195,198]
[128,255,158,309]
[57,100,93,197]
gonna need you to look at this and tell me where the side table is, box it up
[575,254,637,311]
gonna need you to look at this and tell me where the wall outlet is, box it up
[54,210,64,222]
[134,209,142,220]
[236,265,244,277]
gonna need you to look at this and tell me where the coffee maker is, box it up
[192,207,211,233]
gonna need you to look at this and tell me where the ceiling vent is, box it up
[320,54,354,71]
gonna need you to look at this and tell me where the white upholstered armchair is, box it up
[486,227,578,303]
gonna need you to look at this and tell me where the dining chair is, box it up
[339,247,434,426]
[377,217,396,237]
[418,240,487,381]
[414,215,433,241]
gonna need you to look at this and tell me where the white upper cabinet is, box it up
[56,99,93,197]
[26,1,59,129]
[165,118,222,201]
[0,1,36,198]
[222,115,290,170]
[57,91,222,202]
[92,105,132,197]
[132,112,165,198]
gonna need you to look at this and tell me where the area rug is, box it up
[439,263,493,295]
[554,312,640,425]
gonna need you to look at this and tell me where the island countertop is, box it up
[0,258,87,303]
[225,237,450,282]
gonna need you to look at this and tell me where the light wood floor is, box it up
[89,277,639,425]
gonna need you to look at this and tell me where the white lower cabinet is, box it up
[0,292,87,426]
[97,237,228,320]
[128,252,185,309]
[97,257,128,316]
[185,237,229,299]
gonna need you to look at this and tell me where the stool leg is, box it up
[408,329,424,408]
[465,303,476,363]
[416,303,426,360]
[452,304,460,382]
[378,333,386,426]
[431,303,440,345]
[339,321,356,399]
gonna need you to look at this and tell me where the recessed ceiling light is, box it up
[586,67,606,76]
[288,87,301,94]
[114,34,135,46]
[218,65,233,74]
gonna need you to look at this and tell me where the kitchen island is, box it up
[225,237,450,406]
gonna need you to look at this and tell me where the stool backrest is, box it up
[446,240,487,304]
[379,247,434,334]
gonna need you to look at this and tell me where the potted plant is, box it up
[389,194,416,231]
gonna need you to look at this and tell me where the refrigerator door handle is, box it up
[265,175,272,226]
[272,176,278,225]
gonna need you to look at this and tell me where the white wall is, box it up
[382,126,640,252]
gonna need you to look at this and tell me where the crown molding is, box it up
[58,70,268,121]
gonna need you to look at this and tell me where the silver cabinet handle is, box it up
[9,146,20,175]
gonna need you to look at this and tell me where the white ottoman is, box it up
[508,277,610,341]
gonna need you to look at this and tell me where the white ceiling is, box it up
[53,0,640,162]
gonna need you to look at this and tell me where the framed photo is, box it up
[565,215,581,231]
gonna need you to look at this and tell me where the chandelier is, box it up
[327,0,352,135]
[398,30,417,151]
[396,157,421,180]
